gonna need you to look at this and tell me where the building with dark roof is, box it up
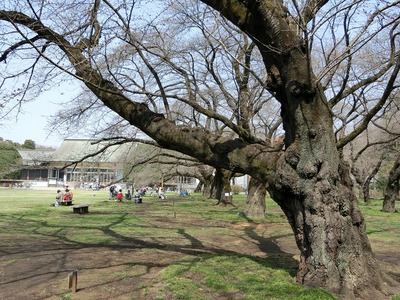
[18,139,135,188]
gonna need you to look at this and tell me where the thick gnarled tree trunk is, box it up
[243,177,266,219]
[267,79,392,298]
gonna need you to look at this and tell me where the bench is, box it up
[72,204,89,214]
[60,200,73,206]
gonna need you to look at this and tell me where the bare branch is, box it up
[337,53,400,149]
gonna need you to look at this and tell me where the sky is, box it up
[1,83,80,148]
[0,1,169,149]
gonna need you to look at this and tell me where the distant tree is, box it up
[0,140,21,179]
[243,177,267,219]
[382,153,400,213]
[348,135,388,204]
[21,139,35,149]
[123,143,203,189]
[210,168,235,206]
[345,89,400,206]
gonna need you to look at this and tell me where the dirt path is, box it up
[0,205,399,300]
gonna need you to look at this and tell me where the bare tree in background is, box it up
[346,89,400,207]
[383,154,400,212]
[349,134,389,204]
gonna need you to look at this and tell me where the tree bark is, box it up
[212,168,234,206]
[382,155,400,213]
[243,177,266,219]
[267,83,392,298]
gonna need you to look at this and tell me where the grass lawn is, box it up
[0,188,399,300]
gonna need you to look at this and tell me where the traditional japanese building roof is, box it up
[51,139,135,163]
[18,149,55,165]
[18,139,135,165]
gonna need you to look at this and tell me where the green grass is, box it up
[0,188,399,299]
[162,255,335,300]
[359,199,400,243]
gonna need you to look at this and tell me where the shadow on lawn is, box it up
[0,209,299,289]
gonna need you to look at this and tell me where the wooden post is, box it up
[68,270,78,292]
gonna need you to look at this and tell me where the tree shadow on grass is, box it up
[0,210,299,296]
[243,225,298,276]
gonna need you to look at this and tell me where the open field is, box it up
[0,188,399,300]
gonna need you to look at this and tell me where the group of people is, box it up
[52,184,170,207]
[109,185,143,203]
[109,185,123,201]
[54,187,73,206]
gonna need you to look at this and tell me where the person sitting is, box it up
[133,191,143,203]
[109,185,115,200]
[125,190,132,200]
[59,188,73,205]
[63,189,71,201]
[55,189,63,206]
[116,189,123,202]
[158,188,167,200]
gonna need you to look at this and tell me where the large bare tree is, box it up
[1,0,399,298]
